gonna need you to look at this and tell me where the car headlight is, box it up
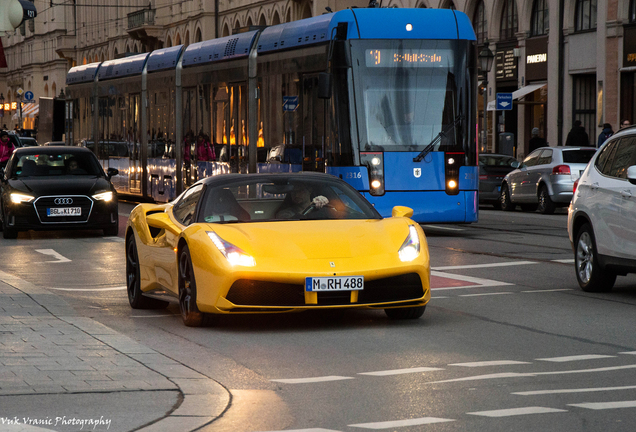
[92,191,113,202]
[10,193,34,204]
[207,231,256,267]
[398,225,421,262]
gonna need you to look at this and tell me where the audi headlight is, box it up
[398,225,421,262]
[92,191,113,202]
[10,193,34,204]
[207,231,255,267]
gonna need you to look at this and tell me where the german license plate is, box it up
[47,207,81,216]
[305,276,364,292]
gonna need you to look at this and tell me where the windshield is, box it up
[350,39,475,155]
[562,149,597,164]
[13,153,104,177]
[197,177,381,223]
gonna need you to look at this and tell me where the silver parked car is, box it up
[500,146,597,214]
[568,127,636,292]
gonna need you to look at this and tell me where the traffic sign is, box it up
[24,91,33,100]
[16,87,23,96]
[496,93,513,110]
[283,96,299,112]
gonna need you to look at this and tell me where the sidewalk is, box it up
[0,270,230,432]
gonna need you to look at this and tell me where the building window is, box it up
[630,0,636,23]
[531,0,549,36]
[575,0,597,31]
[500,0,518,41]
[572,74,596,144]
[472,1,487,45]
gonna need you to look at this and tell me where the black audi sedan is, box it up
[0,147,119,239]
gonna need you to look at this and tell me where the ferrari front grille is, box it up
[226,273,424,307]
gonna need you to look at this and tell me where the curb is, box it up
[0,270,231,432]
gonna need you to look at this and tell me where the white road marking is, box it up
[270,376,354,384]
[430,271,513,291]
[431,296,450,299]
[260,429,341,432]
[35,249,71,263]
[423,224,464,231]
[534,364,636,375]
[48,286,127,291]
[467,407,567,417]
[432,261,538,271]
[131,314,178,318]
[619,351,636,355]
[513,385,636,396]
[449,360,531,367]
[522,289,573,293]
[430,372,536,383]
[536,354,616,362]
[430,364,636,384]
[459,292,513,297]
[358,367,444,376]
[569,401,636,410]
[552,259,575,263]
[348,417,455,429]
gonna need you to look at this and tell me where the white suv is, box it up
[568,127,636,292]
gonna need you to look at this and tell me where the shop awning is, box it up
[487,83,547,111]
[22,103,39,118]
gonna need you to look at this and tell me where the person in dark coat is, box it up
[528,127,547,153]
[597,123,613,147]
[565,120,590,147]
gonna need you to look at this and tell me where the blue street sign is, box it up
[24,91,34,101]
[283,96,299,112]
[496,93,513,110]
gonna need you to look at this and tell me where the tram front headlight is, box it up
[447,180,457,189]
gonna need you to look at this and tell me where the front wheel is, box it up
[500,185,516,212]
[178,245,206,327]
[574,223,616,292]
[537,186,555,214]
[2,205,17,239]
[385,306,425,320]
[126,234,168,309]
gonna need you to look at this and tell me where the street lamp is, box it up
[479,40,494,152]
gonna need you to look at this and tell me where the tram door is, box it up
[226,84,248,173]
[128,94,141,194]
[301,74,326,172]
[183,88,197,185]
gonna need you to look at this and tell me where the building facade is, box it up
[0,0,632,158]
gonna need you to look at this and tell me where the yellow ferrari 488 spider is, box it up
[125,172,430,326]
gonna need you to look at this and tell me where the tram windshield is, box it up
[350,39,471,152]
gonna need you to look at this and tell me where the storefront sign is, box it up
[495,47,517,83]
[526,36,548,81]
[625,27,636,68]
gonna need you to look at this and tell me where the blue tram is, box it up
[65,7,478,223]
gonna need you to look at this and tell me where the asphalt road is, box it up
[2,204,636,431]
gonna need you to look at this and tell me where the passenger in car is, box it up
[206,189,250,221]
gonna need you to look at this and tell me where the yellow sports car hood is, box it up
[207,218,412,259]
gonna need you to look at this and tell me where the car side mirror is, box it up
[392,206,414,218]
[627,165,636,185]
[511,161,520,169]
[107,168,119,180]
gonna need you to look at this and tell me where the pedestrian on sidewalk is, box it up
[528,127,546,153]
[0,130,15,170]
[597,123,613,147]
[565,120,590,147]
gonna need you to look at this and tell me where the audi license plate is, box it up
[305,276,364,292]
[47,207,81,216]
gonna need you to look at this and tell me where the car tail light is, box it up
[552,165,571,175]
[573,179,579,195]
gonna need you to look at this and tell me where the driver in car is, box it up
[276,184,328,219]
